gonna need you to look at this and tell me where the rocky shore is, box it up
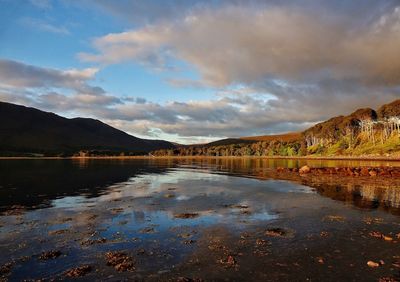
[276,165,400,178]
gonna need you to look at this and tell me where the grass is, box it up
[304,134,400,157]
[349,135,400,156]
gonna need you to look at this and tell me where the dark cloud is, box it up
[0,59,122,117]
[0,59,99,93]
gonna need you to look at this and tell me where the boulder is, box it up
[299,165,311,174]
[360,167,370,176]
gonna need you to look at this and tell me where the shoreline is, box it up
[0,155,399,161]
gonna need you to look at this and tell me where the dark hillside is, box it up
[0,101,174,156]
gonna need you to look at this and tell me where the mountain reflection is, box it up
[1,158,400,215]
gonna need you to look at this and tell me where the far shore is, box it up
[0,155,400,162]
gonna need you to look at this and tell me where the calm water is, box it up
[0,158,400,281]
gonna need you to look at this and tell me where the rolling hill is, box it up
[0,101,175,156]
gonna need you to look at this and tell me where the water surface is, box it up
[0,158,400,281]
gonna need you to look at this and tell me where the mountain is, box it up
[152,99,400,157]
[0,101,175,156]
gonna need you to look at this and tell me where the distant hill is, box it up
[0,101,175,156]
[205,138,256,147]
[199,133,302,148]
[240,132,302,142]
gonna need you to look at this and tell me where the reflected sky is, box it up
[1,159,400,280]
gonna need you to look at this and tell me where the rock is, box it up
[265,228,288,237]
[369,231,393,241]
[110,208,124,214]
[65,265,92,277]
[2,205,26,216]
[87,214,98,220]
[328,168,335,174]
[174,213,199,219]
[369,231,383,238]
[369,170,378,177]
[392,260,400,268]
[391,171,400,177]
[0,262,13,275]
[363,217,383,225]
[219,255,237,268]
[139,227,156,234]
[177,277,203,282]
[367,261,380,268]
[255,239,269,246]
[234,205,249,209]
[105,251,135,272]
[241,210,252,215]
[346,167,355,176]
[178,233,193,239]
[81,238,107,246]
[183,239,196,245]
[383,235,393,241]
[320,231,329,237]
[379,277,398,282]
[360,167,370,176]
[324,215,345,222]
[39,250,62,260]
[299,165,311,174]
[48,229,69,235]
[226,255,236,265]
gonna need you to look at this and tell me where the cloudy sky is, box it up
[1,0,400,143]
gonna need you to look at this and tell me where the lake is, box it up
[1,158,400,281]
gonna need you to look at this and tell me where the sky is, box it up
[0,0,400,144]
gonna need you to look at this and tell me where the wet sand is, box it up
[0,159,400,281]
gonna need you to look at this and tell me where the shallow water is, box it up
[0,158,400,281]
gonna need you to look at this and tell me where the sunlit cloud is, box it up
[81,3,400,87]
